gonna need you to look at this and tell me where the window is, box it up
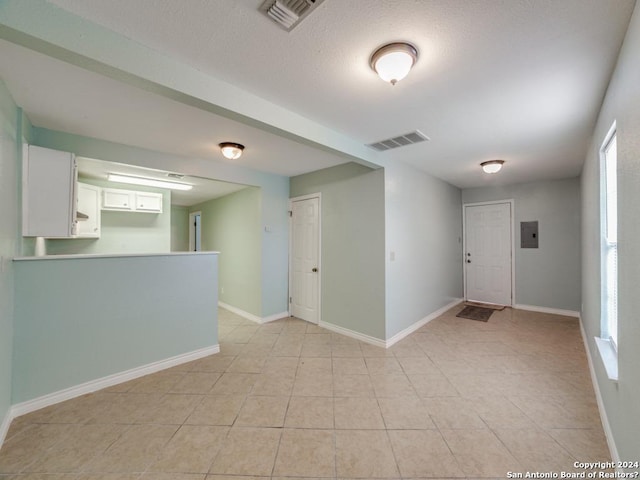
[602,127,618,346]
[596,122,618,380]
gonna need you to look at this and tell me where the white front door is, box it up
[290,196,320,324]
[464,202,512,306]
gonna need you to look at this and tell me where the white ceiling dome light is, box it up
[219,142,245,160]
[370,42,418,85]
[481,160,505,174]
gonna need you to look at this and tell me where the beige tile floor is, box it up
[0,305,612,479]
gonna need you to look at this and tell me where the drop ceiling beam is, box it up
[0,0,381,170]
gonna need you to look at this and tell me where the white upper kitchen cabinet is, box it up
[22,145,78,238]
[102,187,163,213]
[76,182,101,238]
[135,191,163,213]
[102,188,134,211]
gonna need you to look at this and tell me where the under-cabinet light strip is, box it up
[107,174,193,191]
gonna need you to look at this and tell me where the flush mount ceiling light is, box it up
[481,160,505,174]
[219,142,245,160]
[107,174,193,191]
[370,42,418,85]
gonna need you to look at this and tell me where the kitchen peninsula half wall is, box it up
[12,252,219,412]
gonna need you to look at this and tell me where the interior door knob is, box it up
[467,260,471,263]
[312,268,318,272]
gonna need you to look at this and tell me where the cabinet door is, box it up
[22,145,77,238]
[102,188,134,210]
[76,183,101,238]
[135,192,163,213]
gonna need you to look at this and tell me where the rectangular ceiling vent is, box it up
[367,130,430,152]
[260,0,324,31]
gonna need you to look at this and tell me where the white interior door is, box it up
[464,202,512,306]
[290,196,320,324]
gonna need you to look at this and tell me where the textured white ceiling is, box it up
[0,40,349,177]
[3,0,636,188]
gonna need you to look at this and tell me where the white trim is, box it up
[599,121,618,348]
[288,193,322,325]
[14,251,219,261]
[219,301,261,323]
[579,317,620,463]
[319,299,463,349]
[385,299,463,347]
[0,408,13,449]
[20,143,29,237]
[261,311,290,324]
[9,344,219,420]
[594,337,618,381]
[462,199,515,306]
[514,303,579,318]
[218,302,288,324]
[318,321,386,348]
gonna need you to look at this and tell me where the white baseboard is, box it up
[219,302,262,323]
[319,299,463,349]
[9,344,219,421]
[261,311,290,324]
[218,302,288,324]
[0,407,12,449]
[386,298,463,348]
[514,303,580,318]
[578,316,619,463]
[318,321,386,348]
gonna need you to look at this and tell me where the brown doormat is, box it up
[464,301,505,311]
[456,305,494,322]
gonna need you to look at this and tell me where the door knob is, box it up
[312,268,318,272]
[466,260,471,263]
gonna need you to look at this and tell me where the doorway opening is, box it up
[189,211,202,252]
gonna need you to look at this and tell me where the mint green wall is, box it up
[290,163,386,340]
[31,127,290,317]
[581,5,640,462]
[191,187,261,317]
[462,177,581,312]
[171,205,189,252]
[0,80,19,436]
[12,253,218,403]
[259,177,290,317]
[46,178,172,255]
[384,161,463,339]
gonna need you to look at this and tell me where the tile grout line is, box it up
[0,307,613,478]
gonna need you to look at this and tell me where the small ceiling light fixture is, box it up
[219,142,245,160]
[481,160,505,174]
[370,42,418,85]
[107,174,193,191]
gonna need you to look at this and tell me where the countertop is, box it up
[14,251,220,261]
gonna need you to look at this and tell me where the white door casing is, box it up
[289,194,320,324]
[464,201,513,306]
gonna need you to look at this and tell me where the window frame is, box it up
[596,121,619,381]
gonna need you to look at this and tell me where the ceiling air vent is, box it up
[367,130,430,152]
[260,0,324,31]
